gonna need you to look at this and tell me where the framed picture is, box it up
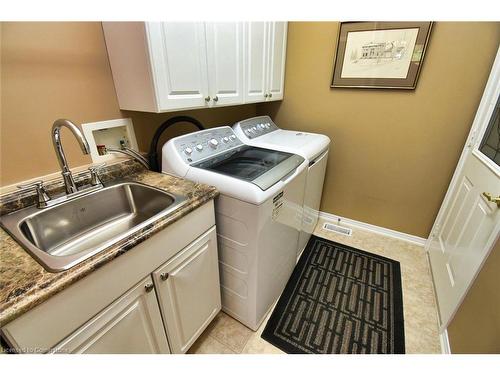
[331,22,433,89]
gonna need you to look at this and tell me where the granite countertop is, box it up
[0,160,218,327]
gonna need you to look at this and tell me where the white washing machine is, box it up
[233,116,330,258]
[162,126,307,330]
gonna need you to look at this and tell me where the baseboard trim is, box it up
[318,211,427,247]
[439,329,451,354]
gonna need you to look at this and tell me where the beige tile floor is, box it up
[188,217,442,354]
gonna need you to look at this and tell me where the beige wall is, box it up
[1,22,122,186]
[447,238,500,353]
[0,22,256,187]
[1,21,499,238]
[258,22,500,237]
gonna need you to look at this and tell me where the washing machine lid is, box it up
[233,116,331,161]
[193,145,304,190]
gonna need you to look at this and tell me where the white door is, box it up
[153,227,221,354]
[427,48,500,329]
[147,22,210,111]
[266,22,288,101]
[244,22,268,103]
[205,22,244,107]
[54,276,170,354]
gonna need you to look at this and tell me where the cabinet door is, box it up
[244,22,269,103]
[54,276,170,354]
[146,22,210,111]
[205,22,244,107]
[266,22,288,101]
[153,227,221,354]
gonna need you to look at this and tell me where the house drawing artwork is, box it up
[357,41,407,61]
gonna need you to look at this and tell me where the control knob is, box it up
[209,139,219,149]
[184,147,193,155]
[195,144,203,151]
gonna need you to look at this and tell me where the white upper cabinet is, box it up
[102,22,287,113]
[205,22,244,107]
[244,22,268,103]
[244,22,287,103]
[147,22,210,111]
[266,22,287,101]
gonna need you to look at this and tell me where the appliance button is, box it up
[230,135,236,141]
[265,123,270,128]
[222,137,229,143]
[184,147,193,155]
[195,144,203,151]
[209,139,219,148]
[252,126,257,131]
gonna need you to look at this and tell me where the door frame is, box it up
[425,47,500,331]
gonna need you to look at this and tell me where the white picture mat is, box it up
[341,28,419,79]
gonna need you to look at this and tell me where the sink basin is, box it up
[0,181,187,272]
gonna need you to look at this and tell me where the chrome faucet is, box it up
[52,119,91,194]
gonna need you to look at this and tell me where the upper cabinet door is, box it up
[146,22,210,111]
[205,22,244,107]
[244,22,268,103]
[266,22,287,101]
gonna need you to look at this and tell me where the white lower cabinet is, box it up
[54,276,170,354]
[1,202,221,354]
[55,227,220,354]
[153,227,220,353]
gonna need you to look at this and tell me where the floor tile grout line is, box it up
[206,333,243,354]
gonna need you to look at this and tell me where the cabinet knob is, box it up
[213,96,219,102]
[160,272,169,281]
[144,283,154,293]
[268,93,272,98]
[204,96,211,102]
[264,93,268,98]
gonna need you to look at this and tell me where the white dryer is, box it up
[233,116,330,257]
[162,126,307,330]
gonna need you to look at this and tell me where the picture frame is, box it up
[331,22,433,89]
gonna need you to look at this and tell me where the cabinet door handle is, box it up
[213,96,219,102]
[204,96,211,102]
[144,283,154,293]
[160,272,169,281]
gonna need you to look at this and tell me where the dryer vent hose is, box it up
[148,116,206,172]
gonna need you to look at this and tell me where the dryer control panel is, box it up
[173,126,243,164]
[237,116,279,140]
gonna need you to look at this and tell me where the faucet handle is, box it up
[17,181,51,208]
[17,180,45,190]
[88,163,106,186]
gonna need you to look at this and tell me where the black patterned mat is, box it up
[262,235,405,354]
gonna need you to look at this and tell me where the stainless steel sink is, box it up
[0,181,187,272]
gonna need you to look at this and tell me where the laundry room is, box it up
[0,1,499,372]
